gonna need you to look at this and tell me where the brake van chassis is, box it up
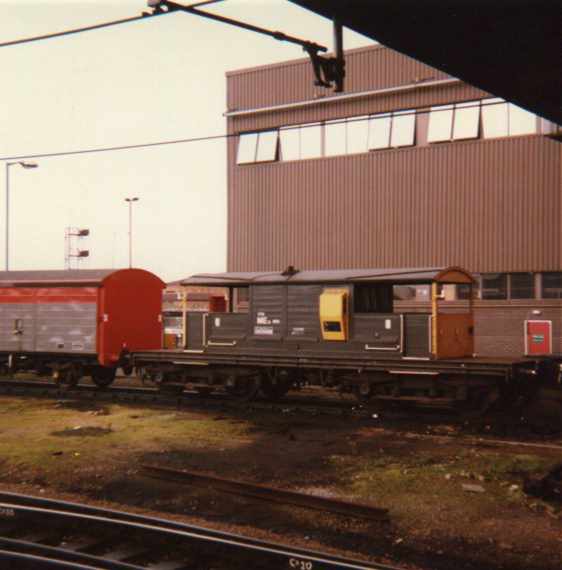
[133,266,552,412]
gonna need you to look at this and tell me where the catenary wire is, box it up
[0,14,166,49]
[0,100,502,163]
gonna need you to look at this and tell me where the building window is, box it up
[510,273,535,299]
[237,132,259,164]
[368,113,392,150]
[542,272,562,299]
[482,98,537,138]
[279,126,300,161]
[428,101,479,143]
[346,116,370,154]
[391,110,416,147]
[325,116,370,156]
[256,130,278,162]
[452,101,480,140]
[427,104,454,142]
[457,283,473,300]
[325,119,347,157]
[279,123,321,161]
[237,131,278,164]
[300,123,322,159]
[368,111,415,150]
[509,104,538,136]
[481,273,508,300]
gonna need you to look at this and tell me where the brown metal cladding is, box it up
[227,136,561,274]
[226,46,488,133]
[229,45,452,110]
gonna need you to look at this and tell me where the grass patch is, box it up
[0,396,253,481]
[327,448,559,533]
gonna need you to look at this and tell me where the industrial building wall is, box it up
[225,45,562,357]
[227,135,561,273]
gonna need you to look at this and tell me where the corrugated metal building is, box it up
[225,45,561,357]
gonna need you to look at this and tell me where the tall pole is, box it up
[5,161,38,271]
[5,164,9,272]
[125,197,139,268]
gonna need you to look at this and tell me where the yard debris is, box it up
[524,463,562,503]
[462,483,486,493]
[141,464,389,522]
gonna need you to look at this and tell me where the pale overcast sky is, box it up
[0,1,372,281]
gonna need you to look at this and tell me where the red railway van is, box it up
[0,268,164,384]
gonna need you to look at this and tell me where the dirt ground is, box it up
[0,395,560,570]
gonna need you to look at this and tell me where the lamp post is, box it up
[5,161,38,271]
[124,197,139,268]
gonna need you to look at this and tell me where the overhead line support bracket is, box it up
[145,0,345,92]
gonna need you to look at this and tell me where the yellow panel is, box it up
[319,288,348,341]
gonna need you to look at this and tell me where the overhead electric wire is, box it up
[0,100,505,163]
[0,132,233,163]
[0,14,163,49]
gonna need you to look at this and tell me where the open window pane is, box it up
[325,119,347,157]
[509,104,537,135]
[391,111,416,147]
[510,273,535,299]
[427,104,453,142]
[280,126,300,161]
[256,130,278,162]
[368,114,391,150]
[300,123,322,159]
[453,101,480,140]
[481,273,507,299]
[237,132,258,164]
[482,98,508,138]
[347,116,369,154]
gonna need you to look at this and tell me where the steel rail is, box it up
[0,491,403,570]
[141,464,389,522]
[1,377,560,441]
[0,549,102,569]
[0,536,139,569]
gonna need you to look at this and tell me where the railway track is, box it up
[0,377,364,416]
[1,377,560,446]
[0,491,402,570]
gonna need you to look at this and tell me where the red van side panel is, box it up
[97,269,164,366]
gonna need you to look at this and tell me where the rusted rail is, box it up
[0,491,400,570]
[141,464,389,522]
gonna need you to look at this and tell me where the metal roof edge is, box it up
[224,78,461,119]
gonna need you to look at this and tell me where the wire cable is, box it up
[0,14,162,49]
[0,132,234,163]
[0,100,505,163]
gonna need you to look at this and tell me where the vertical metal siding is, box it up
[228,136,561,274]
[227,45,455,111]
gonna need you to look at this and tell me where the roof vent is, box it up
[281,265,299,277]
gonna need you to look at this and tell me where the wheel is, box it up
[260,369,293,400]
[121,365,134,377]
[91,367,116,388]
[53,364,82,388]
[353,379,374,403]
[225,374,261,401]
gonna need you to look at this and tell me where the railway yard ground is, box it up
[0,385,561,570]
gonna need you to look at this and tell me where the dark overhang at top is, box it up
[290,0,561,125]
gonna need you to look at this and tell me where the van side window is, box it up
[354,284,393,313]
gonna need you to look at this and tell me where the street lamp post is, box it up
[5,161,38,271]
[124,197,139,268]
